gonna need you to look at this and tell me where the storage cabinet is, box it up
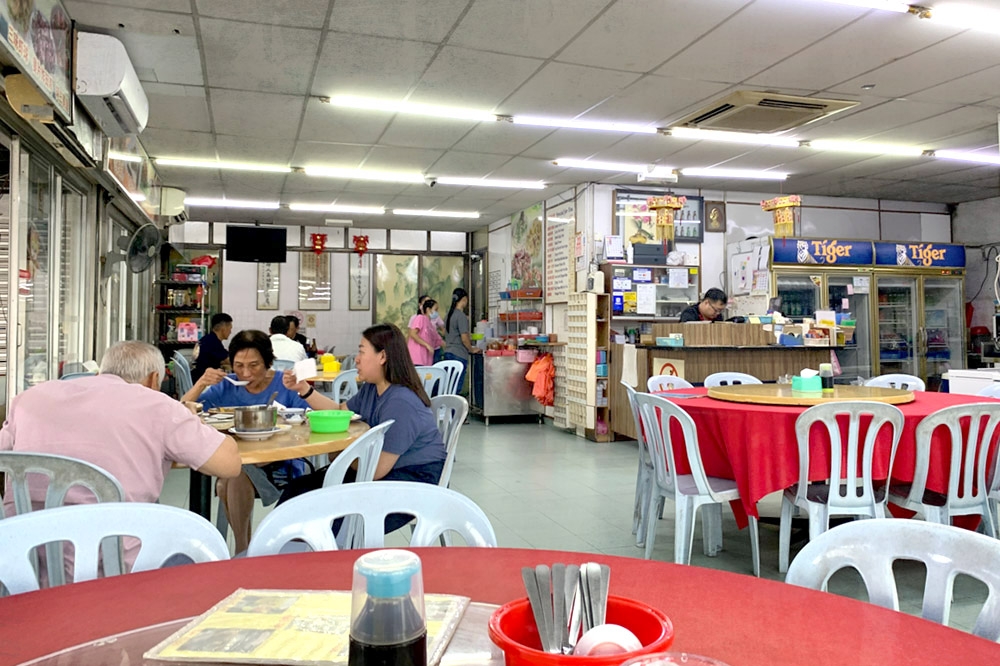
[155,264,208,357]
[567,292,611,442]
[602,263,701,323]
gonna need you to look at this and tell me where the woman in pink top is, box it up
[407,298,443,366]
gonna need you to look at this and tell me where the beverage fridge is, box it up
[727,238,966,387]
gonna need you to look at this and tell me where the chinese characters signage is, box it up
[0,0,72,121]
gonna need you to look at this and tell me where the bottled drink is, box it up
[348,550,427,666]
[820,363,834,394]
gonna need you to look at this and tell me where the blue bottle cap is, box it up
[356,550,421,599]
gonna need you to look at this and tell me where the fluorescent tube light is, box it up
[184,198,280,209]
[512,115,658,134]
[156,158,291,173]
[935,150,1000,165]
[929,4,1000,33]
[392,209,480,218]
[325,94,497,122]
[679,168,789,180]
[129,192,146,202]
[813,0,910,12]
[667,127,801,148]
[435,176,546,189]
[289,203,385,215]
[808,140,924,157]
[109,151,143,163]
[554,158,674,176]
[303,166,425,183]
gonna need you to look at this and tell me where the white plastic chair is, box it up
[977,383,1000,398]
[704,372,762,388]
[416,365,448,398]
[59,372,96,380]
[434,360,464,395]
[0,503,230,595]
[865,373,925,391]
[172,351,193,396]
[785,519,1000,641]
[777,401,904,574]
[431,395,469,489]
[322,421,392,549]
[332,369,360,403]
[0,452,125,587]
[889,403,1000,537]
[246,482,497,555]
[633,392,760,575]
[622,382,655,548]
[647,375,694,392]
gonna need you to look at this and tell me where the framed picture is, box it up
[298,252,331,310]
[256,263,279,310]
[349,253,371,311]
[676,195,704,243]
[705,201,727,233]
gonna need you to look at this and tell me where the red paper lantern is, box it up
[310,233,327,255]
[352,235,369,261]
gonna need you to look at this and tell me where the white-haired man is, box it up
[1,340,241,523]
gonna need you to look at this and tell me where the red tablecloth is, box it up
[1,548,998,666]
[658,389,1000,527]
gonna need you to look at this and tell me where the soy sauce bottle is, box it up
[348,550,427,666]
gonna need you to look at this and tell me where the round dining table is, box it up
[655,388,999,527]
[1,548,997,666]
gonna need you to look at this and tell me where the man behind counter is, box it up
[679,288,728,322]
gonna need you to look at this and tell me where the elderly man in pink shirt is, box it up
[0,341,241,569]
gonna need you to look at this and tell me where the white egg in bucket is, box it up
[573,624,643,656]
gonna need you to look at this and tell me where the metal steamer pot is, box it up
[233,405,277,432]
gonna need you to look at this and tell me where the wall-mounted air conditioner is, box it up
[75,32,149,137]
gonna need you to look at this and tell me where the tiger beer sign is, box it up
[874,243,965,268]
[772,238,874,266]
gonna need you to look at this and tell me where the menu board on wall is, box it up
[511,203,544,288]
[544,199,574,303]
[0,0,72,121]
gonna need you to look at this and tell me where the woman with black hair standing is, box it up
[443,287,481,394]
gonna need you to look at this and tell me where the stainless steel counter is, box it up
[470,354,541,425]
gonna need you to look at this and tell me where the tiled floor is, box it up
[159,419,989,634]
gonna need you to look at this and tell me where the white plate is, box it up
[228,424,291,441]
[351,413,362,422]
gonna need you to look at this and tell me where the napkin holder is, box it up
[791,375,822,392]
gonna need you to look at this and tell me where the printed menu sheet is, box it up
[144,588,470,666]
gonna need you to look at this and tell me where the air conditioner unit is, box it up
[672,91,859,133]
[75,32,149,137]
[160,187,187,217]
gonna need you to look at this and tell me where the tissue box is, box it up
[596,363,608,377]
[655,334,684,347]
[792,375,822,392]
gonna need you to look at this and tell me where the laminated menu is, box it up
[144,588,470,666]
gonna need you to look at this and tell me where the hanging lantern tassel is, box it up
[647,195,686,249]
[310,233,327,255]
[352,234,369,266]
[761,195,801,238]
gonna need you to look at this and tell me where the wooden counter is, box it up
[609,344,836,440]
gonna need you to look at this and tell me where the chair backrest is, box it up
[633,393,721,501]
[704,372,762,388]
[0,503,230,595]
[332,369,360,403]
[785,519,1000,641]
[977,383,1000,398]
[0,452,127,587]
[621,381,651,468]
[416,366,448,398]
[246,482,497,555]
[792,402,904,512]
[647,375,694,392]
[907,403,1000,514]
[322,421,393,549]
[434,360,464,395]
[172,351,193,395]
[272,359,295,371]
[59,372,96,380]
[430,395,469,488]
[865,373,925,391]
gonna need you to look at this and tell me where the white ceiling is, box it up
[68,0,1000,231]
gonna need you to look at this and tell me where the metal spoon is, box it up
[266,390,279,408]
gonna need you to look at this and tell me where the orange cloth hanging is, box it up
[524,353,555,407]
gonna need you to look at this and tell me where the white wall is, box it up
[953,197,1000,329]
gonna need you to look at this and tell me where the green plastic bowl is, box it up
[307,410,353,433]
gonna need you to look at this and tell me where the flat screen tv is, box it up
[225,225,287,263]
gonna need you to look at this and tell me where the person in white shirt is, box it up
[268,316,307,362]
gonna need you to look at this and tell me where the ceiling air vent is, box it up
[673,91,859,133]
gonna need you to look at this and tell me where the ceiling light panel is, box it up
[436,176,546,189]
[184,198,281,209]
[325,94,497,122]
[813,0,910,12]
[392,209,480,218]
[512,115,658,134]
[289,203,386,215]
[679,168,789,180]
[156,158,291,173]
[808,140,924,157]
[303,166,425,183]
[667,127,801,148]
[929,3,1000,34]
[935,150,1000,165]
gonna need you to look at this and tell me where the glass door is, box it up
[875,275,918,377]
[827,274,871,382]
[921,276,965,387]
[775,273,821,321]
[18,152,53,389]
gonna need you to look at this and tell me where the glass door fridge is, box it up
[827,274,871,382]
[875,276,919,377]
[775,273,822,321]
[921,277,965,387]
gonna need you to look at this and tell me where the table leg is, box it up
[189,469,213,521]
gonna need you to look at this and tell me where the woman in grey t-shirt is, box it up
[443,287,481,393]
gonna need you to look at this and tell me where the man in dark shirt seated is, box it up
[287,315,315,358]
[679,288,728,323]
[192,313,233,382]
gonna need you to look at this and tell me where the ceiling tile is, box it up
[214,136,295,163]
[425,151,512,179]
[485,156,568,181]
[559,0,751,73]
[411,47,542,109]
[121,35,204,86]
[200,18,321,94]
[67,2,194,34]
[73,0,191,11]
[143,83,210,132]
[290,142,371,168]
[518,129,629,161]
[361,146,445,171]
[591,134,685,164]
[210,89,304,140]
[797,99,960,141]
[385,193,454,209]
[156,164,223,192]
[450,123,552,156]
[299,101,391,145]
[329,0,469,42]
[656,0,862,83]
[378,117,479,150]
[221,173,287,199]
[195,0,331,28]
[449,0,609,59]
[140,128,216,159]
[500,62,641,117]
[580,75,730,125]
[312,32,438,98]
[871,106,999,145]
[281,175,351,197]
[931,126,998,151]
[905,65,1000,106]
